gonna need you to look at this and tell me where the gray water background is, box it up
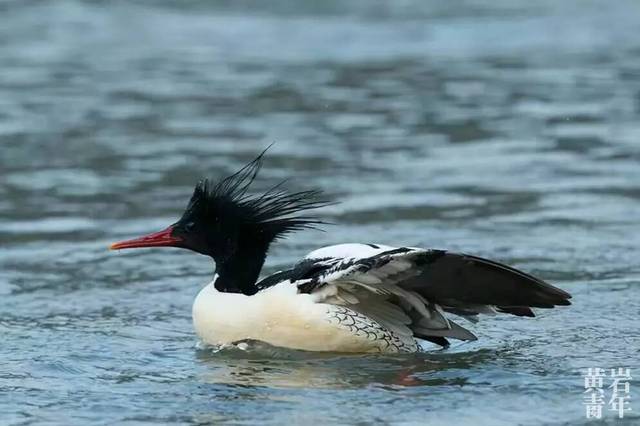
[1,1,639,425]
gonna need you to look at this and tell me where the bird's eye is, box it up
[184,222,195,232]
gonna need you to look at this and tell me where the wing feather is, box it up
[293,244,571,348]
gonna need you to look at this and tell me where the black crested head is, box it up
[170,148,331,294]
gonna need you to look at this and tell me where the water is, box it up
[1,1,640,424]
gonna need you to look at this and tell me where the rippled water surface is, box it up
[2,1,640,425]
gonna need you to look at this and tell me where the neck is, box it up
[213,243,268,296]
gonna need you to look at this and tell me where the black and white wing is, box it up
[291,243,571,348]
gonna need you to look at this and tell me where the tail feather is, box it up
[496,306,535,317]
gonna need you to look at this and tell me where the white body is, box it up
[191,243,485,354]
[192,278,414,353]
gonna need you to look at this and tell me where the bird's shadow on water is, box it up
[193,341,505,389]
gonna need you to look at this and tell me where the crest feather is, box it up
[186,148,331,240]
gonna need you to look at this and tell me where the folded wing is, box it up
[295,245,571,347]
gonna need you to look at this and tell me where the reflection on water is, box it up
[1,0,640,425]
[196,344,496,389]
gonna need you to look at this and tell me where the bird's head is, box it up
[110,149,330,294]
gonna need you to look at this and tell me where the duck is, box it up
[110,150,571,353]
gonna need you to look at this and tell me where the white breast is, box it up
[191,279,406,353]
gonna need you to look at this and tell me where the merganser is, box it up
[110,150,571,353]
